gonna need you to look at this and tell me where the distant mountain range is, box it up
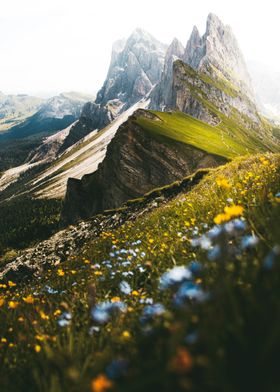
[0,92,43,132]
[0,91,95,140]
[1,13,279,225]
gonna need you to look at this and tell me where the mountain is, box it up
[0,92,43,132]
[60,29,167,151]
[61,14,279,224]
[248,61,280,120]
[0,99,149,201]
[150,13,256,118]
[150,38,185,110]
[62,110,226,223]
[1,14,279,226]
[1,92,94,140]
[184,13,254,99]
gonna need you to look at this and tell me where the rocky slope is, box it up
[62,110,226,224]
[0,168,208,281]
[61,29,167,151]
[0,99,149,200]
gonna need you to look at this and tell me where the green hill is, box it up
[0,153,279,391]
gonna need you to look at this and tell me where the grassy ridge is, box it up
[0,153,279,391]
[136,111,251,159]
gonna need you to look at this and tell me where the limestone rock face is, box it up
[170,60,260,126]
[150,13,257,122]
[184,13,255,100]
[62,110,225,224]
[150,38,184,110]
[62,29,167,151]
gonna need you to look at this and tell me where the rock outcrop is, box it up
[150,38,184,110]
[150,13,257,123]
[62,110,225,224]
[61,29,167,151]
[183,13,255,100]
[0,169,209,282]
[170,60,260,126]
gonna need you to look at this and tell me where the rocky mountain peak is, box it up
[167,38,185,58]
[69,28,167,143]
[149,37,184,110]
[184,26,204,69]
[184,13,254,99]
[206,12,224,32]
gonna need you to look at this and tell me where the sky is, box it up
[0,0,279,96]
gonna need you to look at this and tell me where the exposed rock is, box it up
[150,38,184,110]
[150,13,258,125]
[171,60,260,126]
[61,29,167,151]
[61,110,225,224]
[184,13,255,100]
[0,169,209,282]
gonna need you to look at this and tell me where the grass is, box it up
[136,111,251,159]
[0,153,279,391]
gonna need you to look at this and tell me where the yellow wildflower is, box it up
[39,310,49,320]
[111,296,121,303]
[57,269,65,276]
[0,297,5,307]
[224,205,244,217]
[23,295,35,304]
[214,204,244,224]
[53,309,62,316]
[34,345,41,353]
[131,290,139,296]
[8,301,19,309]
[122,330,131,339]
[8,281,16,288]
[35,335,45,341]
[216,177,231,189]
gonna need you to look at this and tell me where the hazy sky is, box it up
[1,0,279,96]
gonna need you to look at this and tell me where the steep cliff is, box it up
[150,13,257,122]
[62,110,227,224]
[61,29,167,151]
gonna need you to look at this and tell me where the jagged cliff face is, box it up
[62,29,166,151]
[150,13,256,120]
[171,60,260,126]
[184,13,254,100]
[62,110,225,224]
[150,38,184,110]
[96,29,166,108]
